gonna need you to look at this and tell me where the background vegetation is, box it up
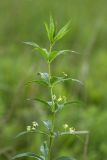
[0,0,107,160]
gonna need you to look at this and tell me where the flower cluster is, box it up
[62,72,68,77]
[52,95,67,103]
[27,121,39,132]
[63,123,75,133]
[58,96,66,103]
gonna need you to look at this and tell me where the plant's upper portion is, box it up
[24,16,78,64]
[12,16,88,160]
[44,16,71,44]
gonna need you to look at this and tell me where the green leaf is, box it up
[15,130,48,138]
[40,141,49,158]
[54,21,71,41]
[26,80,48,87]
[52,100,79,113]
[44,16,56,43]
[50,76,59,85]
[71,78,83,85]
[35,48,49,61]
[48,51,58,62]
[26,73,50,87]
[50,76,83,86]
[27,98,50,107]
[59,130,89,136]
[24,41,49,61]
[56,156,76,160]
[50,76,67,86]
[64,101,79,106]
[49,50,79,63]
[12,152,43,160]
[24,41,39,48]
[34,80,49,86]
[49,16,56,42]
[45,22,51,42]
[42,120,52,130]
[15,131,28,138]
[56,50,79,57]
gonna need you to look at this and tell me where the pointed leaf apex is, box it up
[54,20,71,41]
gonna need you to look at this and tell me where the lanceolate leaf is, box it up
[50,76,83,86]
[23,41,39,48]
[49,16,56,42]
[50,76,61,85]
[15,130,48,139]
[71,78,83,85]
[34,80,49,86]
[26,73,50,87]
[15,131,28,138]
[35,48,49,61]
[57,50,79,57]
[53,101,80,113]
[59,130,89,136]
[64,101,79,106]
[24,41,49,61]
[45,16,56,43]
[26,80,48,86]
[44,22,51,42]
[12,152,43,160]
[48,50,79,63]
[54,21,71,41]
[27,98,50,107]
[40,141,49,158]
[48,51,58,62]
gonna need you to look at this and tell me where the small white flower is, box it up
[63,124,69,130]
[32,127,36,131]
[32,121,38,127]
[69,127,75,133]
[27,126,31,131]
[62,72,68,77]
[57,96,62,102]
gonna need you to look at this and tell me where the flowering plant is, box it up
[12,16,88,160]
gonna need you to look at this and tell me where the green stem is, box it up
[48,44,56,160]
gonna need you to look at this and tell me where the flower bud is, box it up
[63,124,69,130]
[27,126,31,131]
[32,121,38,127]
[32,127,36,131]
[69,127,75,133]
[62,72,68,77]
[58,96,62,102]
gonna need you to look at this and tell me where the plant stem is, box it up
[48,44,56,160]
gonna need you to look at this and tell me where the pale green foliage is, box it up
[54,21,71,41]
[40,141,49,159]
[13,17,88,160]
[45,16,71,44]
[12,152,43,160]
[45,16,56,43]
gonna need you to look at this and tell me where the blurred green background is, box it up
[0,0,107,160]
